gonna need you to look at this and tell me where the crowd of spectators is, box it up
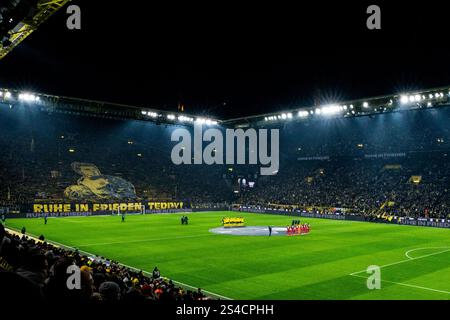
[241,155,450,219]
[1,104,450,219]
[0,224,208,302]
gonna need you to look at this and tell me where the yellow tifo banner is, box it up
[33,201,184,213]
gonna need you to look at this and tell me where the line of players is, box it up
[287,220,310,235]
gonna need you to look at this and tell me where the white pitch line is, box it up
[5,227,232,300]
[350,274,450,295]
[404,247,450,260]
[350,248,450,276]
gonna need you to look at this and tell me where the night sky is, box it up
[1,1,450,119]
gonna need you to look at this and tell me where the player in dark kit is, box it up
[44,214,48,225]
[121,212,125,222]
[268,226,272,236]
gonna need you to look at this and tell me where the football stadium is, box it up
[1,0,450,308]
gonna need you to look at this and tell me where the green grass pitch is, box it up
[5,211,450,300]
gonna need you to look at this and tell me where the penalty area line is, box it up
[350,274,450,295]
[349,248,450,276]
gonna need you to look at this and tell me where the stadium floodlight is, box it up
[178,115,193,122]
[427,102,432,107]
[350,104,354,109]
[149,112,158,118]
[4,91,11,99]
[18,93,38,102]
[141,111,148,115]
[315,108,321,114]
[281,113,287,119]
[167,114,176,120]
[400,95,409,104]
[298,110,309,118]
[414,94,421,101]
[435,93,440,98]
[321,105,340,115]
[287,113,293,119]
[196,118,206,124]
[0,91,3,97]
[211,120,218,125]
[429,94,434,99]
[264,117,268,121]
[363,102,369,108]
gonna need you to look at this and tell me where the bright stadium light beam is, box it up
[400,95,409,104]
[19,93,38,102]
[321,105,341,115]
[298,110,309,118]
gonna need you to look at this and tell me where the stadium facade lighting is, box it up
[178,115,194,122]
[321,105,340,115]
[400,95,409,104]
[167,114,176,120]
[18,92,38,102]
[141,111,148,115]
[363,102,369,108]
[298,110,309,118]
[4,91,11,99]
[287,112,293,119]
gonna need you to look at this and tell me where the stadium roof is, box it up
[2,85,450,128]
[0,0,71,60]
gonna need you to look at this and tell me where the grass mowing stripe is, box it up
[78,233,218,247]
